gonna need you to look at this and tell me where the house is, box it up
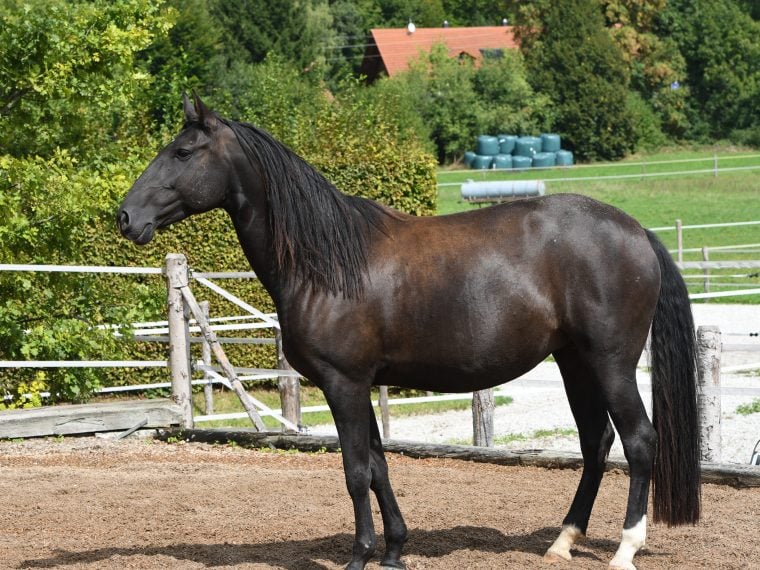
[360,25,519,81]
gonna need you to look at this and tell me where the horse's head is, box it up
[117,93,235,244]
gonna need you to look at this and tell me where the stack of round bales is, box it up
[465,133,574,170]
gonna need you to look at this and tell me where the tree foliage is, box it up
[520,0,636,161]
[0,0,170,157]
[383,43,551,162]
[656,0,760,140]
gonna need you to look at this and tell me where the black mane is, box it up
[220,118,389,298]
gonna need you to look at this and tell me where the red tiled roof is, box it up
[368,26,519,77]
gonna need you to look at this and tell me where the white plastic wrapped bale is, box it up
[461,180,546,202]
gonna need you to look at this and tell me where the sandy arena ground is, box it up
[0,437,758,569]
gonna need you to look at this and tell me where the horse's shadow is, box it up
[18,526,622,569]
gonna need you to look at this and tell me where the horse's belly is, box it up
[376,353,546,393]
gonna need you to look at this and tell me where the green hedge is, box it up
[0,88,437,406]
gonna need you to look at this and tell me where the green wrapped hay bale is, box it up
[476,135,500,156]
[498,135,517,154]
[471,154,493,169]
[514,136,542,157]
[511,155,532,169]
[540,133,561,152]
[492,154,512,169]
[463,151,476,167]
[555,150,574,166]
[532,152,556,168]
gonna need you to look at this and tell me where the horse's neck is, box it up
[223,172,283,302]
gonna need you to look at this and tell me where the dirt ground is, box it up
[0,437,757,569]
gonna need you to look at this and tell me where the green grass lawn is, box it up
[438,148,760,301]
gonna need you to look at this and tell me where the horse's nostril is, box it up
[118,209,130,229]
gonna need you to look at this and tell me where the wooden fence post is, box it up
[379,386,390,439]
[702,247,710,295]
[696,325,721,462]
[275,328,301,430]
[200,300,214,415]
[164,253,193,428]
[472,388,494,447]
[676,219,684,265]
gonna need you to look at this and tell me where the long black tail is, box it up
[646,229,701,525]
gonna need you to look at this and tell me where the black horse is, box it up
[118,95,700,570]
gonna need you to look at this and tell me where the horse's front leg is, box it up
[367,400,408,568]
[323,378,376,569]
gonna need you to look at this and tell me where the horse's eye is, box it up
[176,148,193,160]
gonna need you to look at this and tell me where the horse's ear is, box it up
[182,92,198,124]
[192,91,217,130]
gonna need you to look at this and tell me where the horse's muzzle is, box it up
[117,208,154,245]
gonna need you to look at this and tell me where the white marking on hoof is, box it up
[545,525,584,562]
[609,516,646,570]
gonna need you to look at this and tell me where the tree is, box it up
[603,0,690,139]
[375,0,447,27]
[520,0,636,160]
[0,0,171,157]
[473,49,554,138]
[656,0,760,140]
[442,0,514,27]
[137,0,224,127]
[209,0,336,72]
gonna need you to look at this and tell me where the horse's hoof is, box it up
[543,550,571,564]
[380,559,406,569]
[608,559,636,570]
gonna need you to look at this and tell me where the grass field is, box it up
[438,148,760,300]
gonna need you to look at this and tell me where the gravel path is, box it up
[311,304,760,465]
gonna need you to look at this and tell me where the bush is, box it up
[378,43,551,163]
[729,126,760,149]
[627,91,668,151]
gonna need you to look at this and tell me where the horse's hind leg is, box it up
[597,359,656,570]
[545,346,615,563]
[367,401,408,568]
[557,350,655,570]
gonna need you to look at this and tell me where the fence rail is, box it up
[437,153,760,188]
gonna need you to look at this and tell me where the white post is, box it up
[164,253,193,428]
[472,388,494,447]
[702,247,710,295]
[676,219,684,265]
[201,300,214,415]
[696,325,721,462]
[379,386,390,439]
